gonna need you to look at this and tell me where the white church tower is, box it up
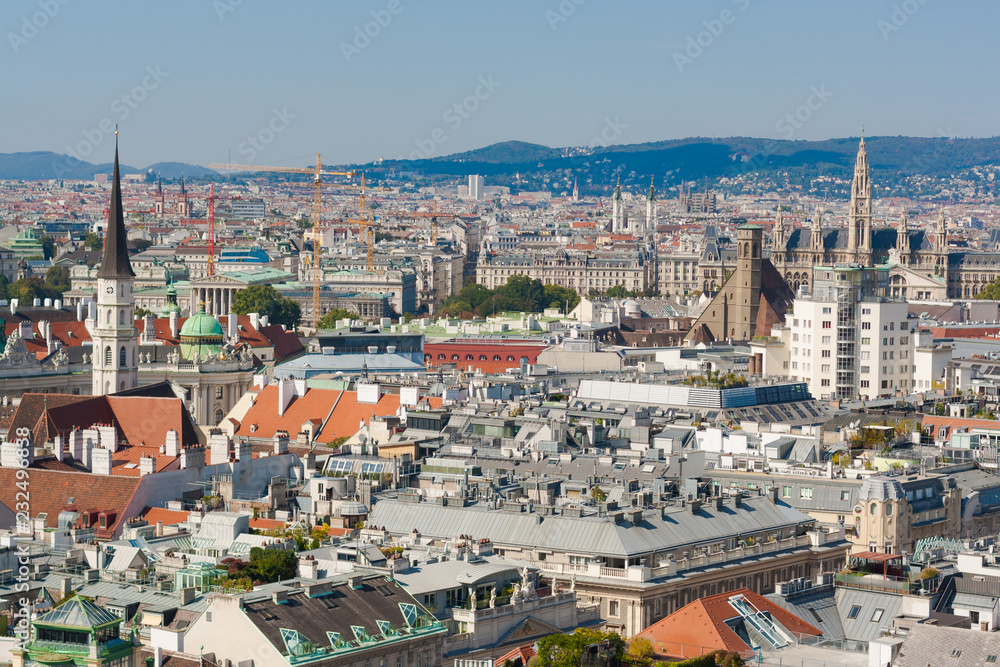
[91,131,138,395]
[612,177,627,233]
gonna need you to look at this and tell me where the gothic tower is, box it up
[153,174,165,216]
[645,176,657,233]
[175,174,191,217]
[92,132,138,396]
[572,176,579,202]
[773,209,786,252]
[848,134,873,259]
[897,210,910,260]
[810,209,823,252]
[611,177,625,233]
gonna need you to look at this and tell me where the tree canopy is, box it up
[975,278,1000,300]
[439,276,581,318]
[45,266,71,293]
[317,308,356,329]
[534,629,625,667]
[83,232,102,252]
[232,284,301,329]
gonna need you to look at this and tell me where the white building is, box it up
[468,174,483,201]
[752,266,924,401]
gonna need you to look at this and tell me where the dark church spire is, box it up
[96,127,136,279]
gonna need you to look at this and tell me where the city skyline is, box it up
[1,1,998,167]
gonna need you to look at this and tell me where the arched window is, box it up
[437,354,446,360]
[214,408,225,423]
[105,346,112,366]
[479,355,487,360]
[506,355,515,362]
[870,503,878,516]
[119,310,125,325]
[120,347,127,367]
[465,354,474,360]
[493,355,501,361]
[451,354,460,360]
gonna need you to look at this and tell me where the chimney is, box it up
[770,486,780,504]
[209,433,230,466]
[143,313,156,343]
[273,431,289,455]
[715,496,724,511]
[156,521,163,537]
[735,494,743,508]
[179,446,205,469]
[54,299,61,310]
[33,298,40,307]
[179,587,196,605]
[43,298,52,308]
[97,425,117,452]
[228,312,238,339]
[139,455,156,476]
[237,439,252,462]
[91,448,112,476]
[689,500,702,514]
[76,301,84,321]
[249,312,260,330]
[164,430,180,457]
[10,298,18,315]
[169,310,179,339]
[53,434,64,461]
[347,574,364,590]
[60,576,72,597]
[87,300,96,321]
[277,379,296,416]
[272,589,289,604]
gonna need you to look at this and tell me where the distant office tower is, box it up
[230,198,266,219]
[468,174,484,201]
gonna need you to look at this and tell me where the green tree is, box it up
[627,636,655,662]
[535,629,625,667]
[317,308,356,329]
[591,485,607,503]
[8,277,59,304]
[135,307,153,319]
[232,284,301,329]
[498,274,545,312]
[44,266,71,293]
[83,232,103,251]
[39,235,56,260]
[248,547,297,582]
[0,275,9,302]
[131,238,153,253]
[542,283,580,312]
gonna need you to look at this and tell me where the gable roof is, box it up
[637,587,821,657]
[0,467,141,535]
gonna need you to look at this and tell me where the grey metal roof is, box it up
[766,587,844,641]
[394,558,520,596]
[835,588,903,642]
[859,476,905,502]
[894,623,1000,667]
[367,496,813,558]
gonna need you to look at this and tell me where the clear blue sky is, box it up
[1,0,997,168]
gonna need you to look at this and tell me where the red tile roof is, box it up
[636,588,820,659]
[922,415,1000,440]
[0,467,141,536]
[234,386,441,445]
[142,507,191,526]
[249,517,285,531]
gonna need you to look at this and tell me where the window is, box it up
[862,322,871,330]
[215,386,223,399]
[609,600,620,616]
[822,307,831,314]
[105,346,112,366]
[848,605,861,619]
[821,336,831,344]
[870,503,878,516]
[861,351,870,360]
[206,612,212,622]
[822,321,831,329]
[822,349,831,358]
[871,608,885,623]
[800,487,813,499]
[861,380,870,388]
[782,486,792,498]
[841,490,850,501]
[862,308,871,315]
[861,337,871,345]
[119,347,127,367]
[821,379,830,386]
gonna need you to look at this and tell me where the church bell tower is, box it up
[91,130,138,396]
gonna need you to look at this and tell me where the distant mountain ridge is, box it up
[0,152,215,180]
[358,136,1000,194]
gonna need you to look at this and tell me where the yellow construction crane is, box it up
[342,173,375,272]
[207,154,354,328]
[389,200,440,245]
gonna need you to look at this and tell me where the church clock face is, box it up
[105,285,114,295]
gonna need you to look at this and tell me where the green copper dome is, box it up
[160,283,183,317]
[178,305,225,360]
